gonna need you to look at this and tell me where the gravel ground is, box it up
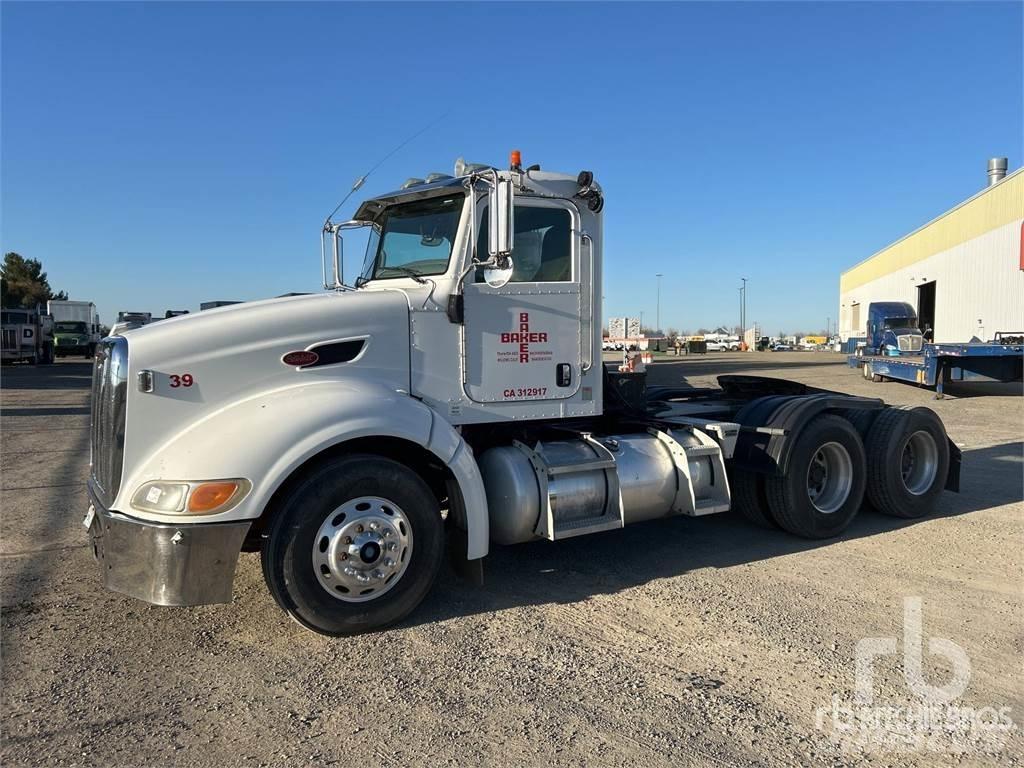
[2,353,1021,767]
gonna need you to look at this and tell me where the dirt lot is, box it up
[2,353,1021,767]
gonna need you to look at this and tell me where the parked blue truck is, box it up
[848,302,1023,398]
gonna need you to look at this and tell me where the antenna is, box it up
[322,110,451,229]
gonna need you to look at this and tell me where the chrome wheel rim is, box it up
[312,496,412,602]
[805,441,854,514]
[901,430,938,495]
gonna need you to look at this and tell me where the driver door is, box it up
[462,199,582,404]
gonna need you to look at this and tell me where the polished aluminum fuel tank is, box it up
[478,432,715,545]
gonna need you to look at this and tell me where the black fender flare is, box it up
[730,388,884,477]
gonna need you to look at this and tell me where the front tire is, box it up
[261,454,444,636]
[766,414,866,539]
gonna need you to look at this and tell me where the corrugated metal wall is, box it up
[841,169,1024,293]
[839,219,1024,342]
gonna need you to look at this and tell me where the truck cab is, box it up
[864,301,924,356]
[1,308,53,364]
[85,154,960,636]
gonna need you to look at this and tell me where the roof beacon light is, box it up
[510,150,522,171]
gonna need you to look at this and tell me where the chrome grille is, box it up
[897,334,923,353]
[1,328,16,351]
[90,336,128,508]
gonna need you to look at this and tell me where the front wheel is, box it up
[261,454,444,636]
[766,414,866,539]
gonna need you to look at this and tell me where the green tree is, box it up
[1,252,67,308]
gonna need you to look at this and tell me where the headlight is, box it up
[131,479,251,515]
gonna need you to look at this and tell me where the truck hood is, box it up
[123,290,408,372]
[121,289,412,423]
[113,290,414,513]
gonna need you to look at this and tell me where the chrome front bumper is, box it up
[87,488,251,607]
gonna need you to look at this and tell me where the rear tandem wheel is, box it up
[864,407,950,518]
[765,414,867,539]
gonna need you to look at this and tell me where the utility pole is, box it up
[655,273,663,335]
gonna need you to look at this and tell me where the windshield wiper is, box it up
[379,266,427,284]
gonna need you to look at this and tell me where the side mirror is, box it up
[334,229,343,287]
[321,227,344,288]
[488,178,514,257]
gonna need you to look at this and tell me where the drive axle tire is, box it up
[261,454,444,636]
[864,407,949,519]
[840,408,878,440]
[729,468,777,528]
[766,414,866,539]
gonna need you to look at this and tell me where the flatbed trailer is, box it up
[849,341,1023,398]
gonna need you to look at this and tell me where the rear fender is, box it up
[730,388,885,476]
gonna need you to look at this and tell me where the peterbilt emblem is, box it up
[282,350,319,367]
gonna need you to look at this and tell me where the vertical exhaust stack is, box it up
[987,157,1008,187]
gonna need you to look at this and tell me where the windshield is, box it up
[359,194,463,283]
[883,317,918,330]
[55,322,87,333]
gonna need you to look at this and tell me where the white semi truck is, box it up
[85,154,960,635]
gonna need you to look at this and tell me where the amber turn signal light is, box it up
[188,481,241,513]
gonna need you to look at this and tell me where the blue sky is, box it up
[2,1,1021,332]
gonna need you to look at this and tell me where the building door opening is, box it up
[917,281,936,339]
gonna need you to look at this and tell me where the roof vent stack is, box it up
[987,157,1008,187]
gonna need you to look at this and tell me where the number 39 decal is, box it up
[169,374,194,388]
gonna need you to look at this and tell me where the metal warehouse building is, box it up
[839,159,1024,344]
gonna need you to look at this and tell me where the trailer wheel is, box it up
[864,407,949,518]
[766,414,866,539]
[729,469,777,528]
[261,454,444,636]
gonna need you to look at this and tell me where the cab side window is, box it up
[476,205,572,282]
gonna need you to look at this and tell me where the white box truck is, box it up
[84,154,961,636]
[47,300,100,358]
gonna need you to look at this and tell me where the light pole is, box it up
[655,273,663,335]
[740,277,748,340]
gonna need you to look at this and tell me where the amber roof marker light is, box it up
[510,149,522,172]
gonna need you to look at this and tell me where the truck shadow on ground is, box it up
[2,406,91,417]
[408,440,1023,630]
[914,381,1021,399]
[0,362,93,391]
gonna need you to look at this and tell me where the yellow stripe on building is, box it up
[840,169,1024,292]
